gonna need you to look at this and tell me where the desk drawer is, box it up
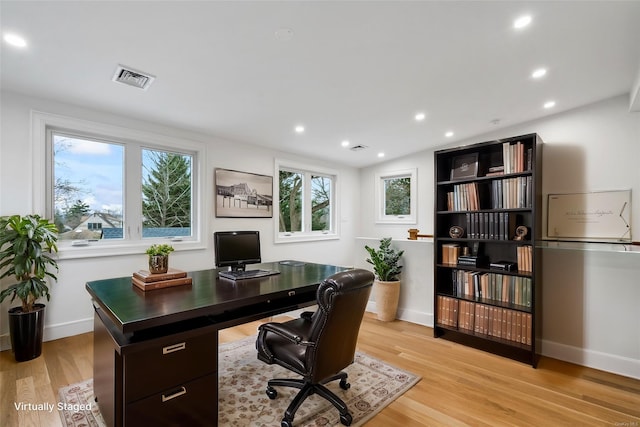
[125,373,217,426]
[124,330,217,403]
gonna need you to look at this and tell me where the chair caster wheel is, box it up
[266,386,278,399]
[281,419,293,427]
[339,379,350,390]
[340,412,353,426]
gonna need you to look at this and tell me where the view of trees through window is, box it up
[311,175,331,231]
[384,176,411,215]
[279,170,332,233]
[52,133,192,241]
[142,149,192,233]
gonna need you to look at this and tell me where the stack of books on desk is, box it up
[132,268,192,291]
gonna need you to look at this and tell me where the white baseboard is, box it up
[541,339,640,380]
[365,302,433,327]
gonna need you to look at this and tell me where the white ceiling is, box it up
[2,1,639,168]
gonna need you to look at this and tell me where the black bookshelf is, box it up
[433,134,542,367]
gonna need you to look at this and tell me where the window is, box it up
[33,111,204,257]
[275,160,338,242]
[141,148,193,238]
[375,169,417,224]
[51,133,125,241]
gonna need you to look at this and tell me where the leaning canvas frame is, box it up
[215,168,273,218]
[546,190,631,242]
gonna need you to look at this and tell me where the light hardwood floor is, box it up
[1,313,639,426]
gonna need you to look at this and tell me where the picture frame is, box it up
[546,190,631,242]
[450,153,479,180]
[215,168,273,218]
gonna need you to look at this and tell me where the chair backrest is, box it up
[306,268,374,382]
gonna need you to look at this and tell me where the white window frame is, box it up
[32,111,206,259]
[274,159,339,243]
[375,168,417,224]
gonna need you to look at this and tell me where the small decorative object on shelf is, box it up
[514,225,529,241]
[408,228,419,240]
[407,228,432,240]
[434,133,542,367]
[449,226,464,238]
[450,153,479,180]
[145,243,175,274]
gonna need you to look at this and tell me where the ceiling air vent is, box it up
[350,144,368,152]
[112,65,155,90]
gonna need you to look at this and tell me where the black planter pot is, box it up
[8,303,46,362]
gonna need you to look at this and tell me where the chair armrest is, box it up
[300,311,314,321]
[258,322,315,347]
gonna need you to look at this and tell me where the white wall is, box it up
[0,90,360,347]
[357,94,640,379]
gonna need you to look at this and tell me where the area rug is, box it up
[59,336,420,426]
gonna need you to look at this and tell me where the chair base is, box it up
[266,371,353,427]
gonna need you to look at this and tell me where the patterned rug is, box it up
[58,336,420,426]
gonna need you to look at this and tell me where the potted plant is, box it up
[145,243,174,274]
[0,214,58,361]
[365,237,404,321]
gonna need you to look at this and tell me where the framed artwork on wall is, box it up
[215,168,273,218]
[547,190,631,242]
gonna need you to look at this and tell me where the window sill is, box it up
[275,232,339,244]
[375,218,417,225]
[55,240,206,260]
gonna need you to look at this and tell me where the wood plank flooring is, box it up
[1,313,638,426]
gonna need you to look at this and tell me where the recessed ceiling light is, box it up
[377,152,385,158]
[513,15,532,29]
[414,112,426,121]
[544,101,556,109]
[532,68,547,79]
[294,125,305,134]
[341,140,350,147]
[3,33,27,48]
[445,131,454,138]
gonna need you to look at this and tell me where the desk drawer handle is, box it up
[162,386,186,402]
[162,342,186,354]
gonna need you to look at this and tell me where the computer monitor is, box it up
[214,231,261,272]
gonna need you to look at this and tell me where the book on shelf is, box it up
[440,297,532,345]
[502,140,534,175]
[516,245,533,273]
[465,212,517,240]
[489,260,517,271]
[132,275,192,291]
[441,243,462,265]
[450,269,531,306]
[447,182,480,211]
[437,295,460,328]
[133,268,188,282]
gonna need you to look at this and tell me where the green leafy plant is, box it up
[145,243,175,256]
[365,237,404,281]
[0,215,59,313]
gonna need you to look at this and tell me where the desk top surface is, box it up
[86,261,347,334]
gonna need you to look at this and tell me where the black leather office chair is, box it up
[256,268,374,427]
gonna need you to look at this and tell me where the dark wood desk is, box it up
[86,261,347,427]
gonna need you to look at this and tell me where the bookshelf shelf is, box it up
[434,133,542,367]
